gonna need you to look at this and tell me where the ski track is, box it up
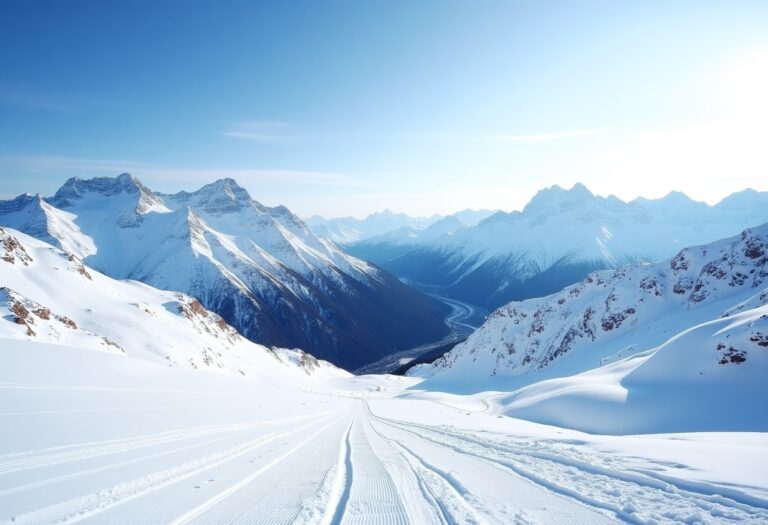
[1,398,765,525]
[369,410,768,525]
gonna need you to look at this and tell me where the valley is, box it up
[1,187,766,525]
[4,3,768,523]
[353,289,485,376]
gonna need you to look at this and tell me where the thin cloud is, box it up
[492,128,605,143]
[0,85,70,112]
[219,120,304,143]
[0,155,381,189]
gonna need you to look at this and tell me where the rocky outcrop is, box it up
[416,223,768,382]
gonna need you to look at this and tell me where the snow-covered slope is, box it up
[492,303,768,433]
[0,226,347,383]
[0,175,450,369]
[413,223,768,405]
[350,184,768,309]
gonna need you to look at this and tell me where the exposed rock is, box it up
[1,228,33,265]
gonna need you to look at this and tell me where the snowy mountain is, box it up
[349,183,768,309]
[410,223,768,432]
[0,175,450,369]
[306,208,496,245]
[2,224,767,524]
[0,226,347,383]
[349,215,469,264]
[305,209,440,244]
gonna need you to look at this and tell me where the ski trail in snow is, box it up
[368,405,616,524]
[362,404,482,525]
[3,393,764,525]
[337,400,410,524]
[370,408,768,525]
[177,404,356,525]
[326,416,355,525]
[167,414,346,524]
[0,411,342,525]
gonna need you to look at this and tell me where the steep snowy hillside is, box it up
[0,175,450,369]
[413,223,768,397]
[0,226,347,383]
[1,232,766,524]
[351,184,768,309]
[493,303,768,433]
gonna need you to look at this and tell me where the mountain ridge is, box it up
[0,175,450,370]
[347,183,768,309]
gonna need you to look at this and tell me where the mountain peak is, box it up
[163,178,253,215]
[523,182,596,214]
[715,188,768,211]
[661,190,695,203]
[49,173,155,208]
[0,193,46,214]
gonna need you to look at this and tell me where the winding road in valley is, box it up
[354,293,483,376]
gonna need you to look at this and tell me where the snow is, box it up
[0,175,454,370]
[307,209,497,245]
[428,184,768,271]
[0,196,767,523]
[0,226,347,384]
[414,224,768,398]
[352,184,768,310]
[0,342,766,524]
[489,304,768,434]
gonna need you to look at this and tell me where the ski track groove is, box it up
[339,401,409,525]
[364,414,482,525]
[0,427,257,500]
[0,412,342,525]
[381,414,768,513]
[370,410,768,525]
[327,417,355,525]
[0,409,339,475]
[167,413,348,525]
[2,394,763,525]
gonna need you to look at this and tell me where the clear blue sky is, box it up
[2,1,767,217]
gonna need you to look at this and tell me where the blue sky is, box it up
[1,1,767,217]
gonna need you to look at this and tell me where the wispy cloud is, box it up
[219,120,304,143]
[0,85,70,112]
[0,155,380,189]
[491,128,605,143]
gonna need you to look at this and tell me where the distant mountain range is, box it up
[0,174,450,370]
[306,208,497,244]
[411,223,768,434]
[345,184,768,309]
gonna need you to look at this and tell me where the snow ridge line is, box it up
[371,414,768,524]
[1,412,340,525]
[167,413,346,525]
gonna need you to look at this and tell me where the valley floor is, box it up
[1,343,767,525]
